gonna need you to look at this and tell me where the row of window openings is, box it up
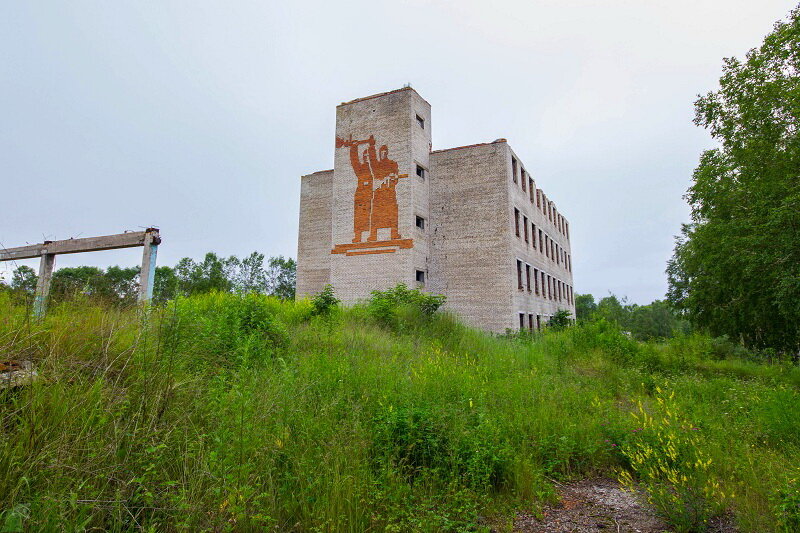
[511,157,570,240]
[514,208,572,273]
[519,313,573,331]
[516,260,574,305]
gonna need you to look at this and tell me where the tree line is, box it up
[575,294,690,342]
[667,6,800,354]
[1,252,296,305]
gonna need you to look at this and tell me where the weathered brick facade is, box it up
[297,87,575,333]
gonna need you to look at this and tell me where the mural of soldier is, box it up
[336,135,407,243]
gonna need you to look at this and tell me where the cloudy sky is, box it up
[2,0,796,303]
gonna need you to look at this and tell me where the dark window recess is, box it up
[521,170,527,191]
[525,264,531,291]
[519,313,525,330]
[415,270,425,283]
[416,114,425,129]
[529,314,535,332]
[415,216,425,230]
[514,208,520,236]
[523,216,529,242]
[416,165,426,179]
[512,158,518,183]
[517,260,523,290]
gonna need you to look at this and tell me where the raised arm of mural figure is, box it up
[348,142,370,177]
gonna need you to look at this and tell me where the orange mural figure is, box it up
[336,135,406,242]
[331,135,414,256]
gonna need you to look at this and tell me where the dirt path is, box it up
[512,478,670,533]
[508,478,737,533]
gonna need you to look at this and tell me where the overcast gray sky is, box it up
[1,1,795,303]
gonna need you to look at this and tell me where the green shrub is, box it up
[548,309,572,330]
[367,284,446,330]
[371,405,449,480]
[169,291,288,368]
[772,472,800,532]
[311,284,340,317]
[619,386,726,531]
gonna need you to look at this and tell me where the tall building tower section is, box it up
[297,87,575,333]
[329,89,431,302]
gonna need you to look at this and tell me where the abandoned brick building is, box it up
[296,87,575,333]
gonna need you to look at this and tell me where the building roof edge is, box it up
[431,138,507,154]
[337,86,430,107]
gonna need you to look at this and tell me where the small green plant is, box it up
[618,386,726,531]
[367,284,445,330]
[772,472,800,532]
[311,284,340,316]
[548,309,572,330]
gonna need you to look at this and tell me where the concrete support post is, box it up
[138,232,159,304]
[33,252,55,318]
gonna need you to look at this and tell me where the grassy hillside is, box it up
[0,291,798,532]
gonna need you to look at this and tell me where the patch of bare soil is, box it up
[512,478,669,532]
[509,478,738,533]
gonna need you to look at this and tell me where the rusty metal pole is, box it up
[33,250,55,318]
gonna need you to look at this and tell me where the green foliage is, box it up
[51,265,139,305]
[266,255,296,300]
[2,251,297,308]
[772,472,800,532]
[367,284,446,330]
[577,293,690,341]
[548,309,572,330]
[168,292,289,368]
[668,6,800,352]
[10,266,37,295]
[0,294,798,531]
[311,284,340,316]
[619,387,726,531]
[574,293,597,321]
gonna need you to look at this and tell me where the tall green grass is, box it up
[0,290,798,531]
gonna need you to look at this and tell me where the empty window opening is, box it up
[541,271,546,297]
[545,235,550,258]
[521,170,527,191]
[529,178,535,202]
[536,190,541,208]
[528,314,535,332]
[519,313,525,330]
[416,164,426,179]
[512,157,518,183]
[517,260,523,290]
[537,315,542,330]
[416,114,425,129]
[415,270,425,283]
[514,208,520,237]
[538,229,543,252]
[534,268,540,295]
[525,264,531,292]
[523,216,529,243]
[415,215,425,230]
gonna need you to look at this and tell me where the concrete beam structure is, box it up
[1,228,161,316]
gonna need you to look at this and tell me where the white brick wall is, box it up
[296,88,576,333]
